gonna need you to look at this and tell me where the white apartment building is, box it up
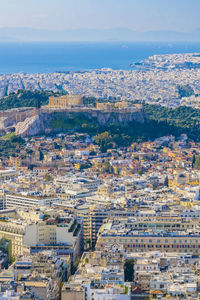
[23,218,83,262]
[55,175,100,194]
[5,193,58,209]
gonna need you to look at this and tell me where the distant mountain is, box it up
[0,27,200,42]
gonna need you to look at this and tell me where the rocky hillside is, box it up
[0,107,146,137]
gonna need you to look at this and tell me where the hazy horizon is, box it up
[1,0,200,32]
[0,27,200,42]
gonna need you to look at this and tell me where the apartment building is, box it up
[56,175,100,194]
[77,205,136,248]
[0,220,26,256]
[5,193,58,209]
[0,212,83,261]
[23,217,83,262]
[0,169,18,181]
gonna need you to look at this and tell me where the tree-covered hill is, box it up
[0,90,199,147]
[143,104,200,140]
[50,108,199,152]
[0,90,62,110]
[0,133,25,157]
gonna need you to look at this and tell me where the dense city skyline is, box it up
[0,1,200,299]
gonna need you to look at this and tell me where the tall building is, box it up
[77,205,136,249]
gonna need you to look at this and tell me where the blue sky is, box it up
[1,0,200,32]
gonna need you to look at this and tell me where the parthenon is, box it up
[48,95,84,108]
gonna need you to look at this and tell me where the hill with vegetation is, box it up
[0,133,25,157]
[0,90,199,152]
[0,90,62,110]
[177,84,194,98]
[50,103,200,151]
[50,107,198,151]
[143,104,200,141]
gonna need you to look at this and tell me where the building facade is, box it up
[5,193,58,209]
[96,218,200,256]
[48,95,83,108]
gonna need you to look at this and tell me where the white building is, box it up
[5,193,58,209]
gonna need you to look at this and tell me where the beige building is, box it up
[9,157,21,169]
[23,218,82,262]
[96,102,114,110]
[96,101,140,111]
[48,95,83,108]
[62,285,84,300]
[0,217,82,260]
[0,220,27,256]
[96,218,200,256]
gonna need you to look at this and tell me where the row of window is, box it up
[107,239,199,243]
[133,244,199,249]
[101,244,200,249]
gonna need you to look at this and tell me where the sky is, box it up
[0,0,200,32]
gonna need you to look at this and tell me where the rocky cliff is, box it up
[0,107,146,137]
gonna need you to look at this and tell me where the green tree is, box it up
[124,259,135,282]
[0,90,62,111]
[90,151,96,156]
[164,176,169,187]
[94,132,113,152]
[192,155,196,169]
[0,134,25,157]
[137,169,143,176]
[45,174,53,182]
[39,150,44,161]
[26,149,33,155]
[54,142,61,150]
[101,161,114,174]
[79,162,91,170]
[153,183,159,190]
[35,98,41,109]
[177,84,194,98]
[193,156,200,170]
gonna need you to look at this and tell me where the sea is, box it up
[0,42,200,74]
